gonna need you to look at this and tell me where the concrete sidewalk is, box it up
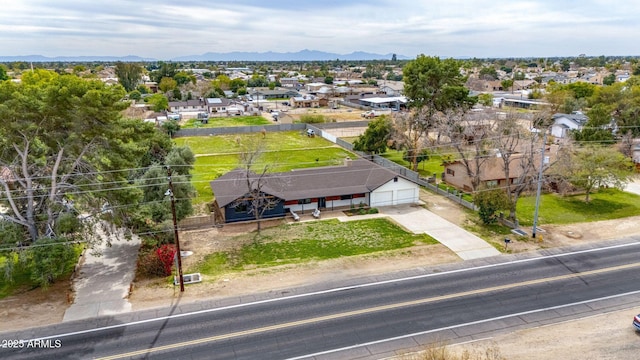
[63,226,141,322]
[338,205,500,260]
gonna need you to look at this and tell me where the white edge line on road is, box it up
[284,289,640,360]
[28,240,640,341]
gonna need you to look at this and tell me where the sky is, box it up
[2,0,639,60]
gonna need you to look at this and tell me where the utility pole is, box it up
[532,131,547,239]
[166,167,185,292]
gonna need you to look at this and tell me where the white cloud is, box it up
[1,0,639,59]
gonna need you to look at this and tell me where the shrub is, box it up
[136,243,177,278]
[156,244,177,276]
[473,187,509,225]
[29,238,80,288]
[368,208,379,214]
[137,250,166,278]
[299,114,325,124]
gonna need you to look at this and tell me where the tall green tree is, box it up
[501,79,514,93]
[401,55,476,170]
[403,55,474,113]
[146,93,169,111]
[479,67,498,80]
[114,62,143,92]
[136,146,195,225]
[0,65,8,81]
[159,77,178,93]
[174,71,196,86]
[572,104,615,143]
[590,80,640,137]
[566,82,596,99]
[149,62,177,83]
[0,69,161,244]
[353,116,392,154]
[554,145,634,202]
[247,75,269,88]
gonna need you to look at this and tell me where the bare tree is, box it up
[231,139,283,236]
[391,109,431,172]
[618,130,636,159]
[438,109,494,191]
[493,112,541,222]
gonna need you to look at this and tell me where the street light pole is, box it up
[166,167,185,292]
[532,130,547,239]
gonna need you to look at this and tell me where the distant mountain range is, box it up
[171,50,410,61]
[0,50,410,62]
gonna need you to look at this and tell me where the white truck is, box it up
[361,110,378,119]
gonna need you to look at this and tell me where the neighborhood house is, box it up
[210,159,420,223]
[550,111,589,141]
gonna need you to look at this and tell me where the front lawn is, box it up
[181,116,271,128]
[194,218,437,275]
[516,188,640,226]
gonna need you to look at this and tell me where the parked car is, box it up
[361,110,377,119]
[633,314,640,331]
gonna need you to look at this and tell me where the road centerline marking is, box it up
[27,241,640,343]
[95,261,640,360]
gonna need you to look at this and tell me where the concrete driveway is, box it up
[63,225,140,322]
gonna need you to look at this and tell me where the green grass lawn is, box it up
[181,116,271,129]
[516,188,640,226]
[380,150,444,178]
[175,131,339,154]
[194,218,437,276]
[177,132,355,204]
[340,136,358,144]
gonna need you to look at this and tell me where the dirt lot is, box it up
[3,189,640,359]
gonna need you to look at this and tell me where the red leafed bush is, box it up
[156,244,177,276]
[137,251,165,278]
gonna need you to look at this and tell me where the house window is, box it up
[486,180,498,187]
[340,195,352,200]
[446,168,455,176]
[234,202,248,213]
[298,198,312,204]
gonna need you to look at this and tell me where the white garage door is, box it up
[372,191,393,207]
[397,189,416,204]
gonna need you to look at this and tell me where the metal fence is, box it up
[175,123,306,137]
[314,125,478,211]
[313,120,371,129]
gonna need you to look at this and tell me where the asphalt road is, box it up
[3,239,640,360]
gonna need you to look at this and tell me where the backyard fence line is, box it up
[174,123,307,137]
[176,120,478,216]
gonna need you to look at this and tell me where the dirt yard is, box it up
[3,189,640,359]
